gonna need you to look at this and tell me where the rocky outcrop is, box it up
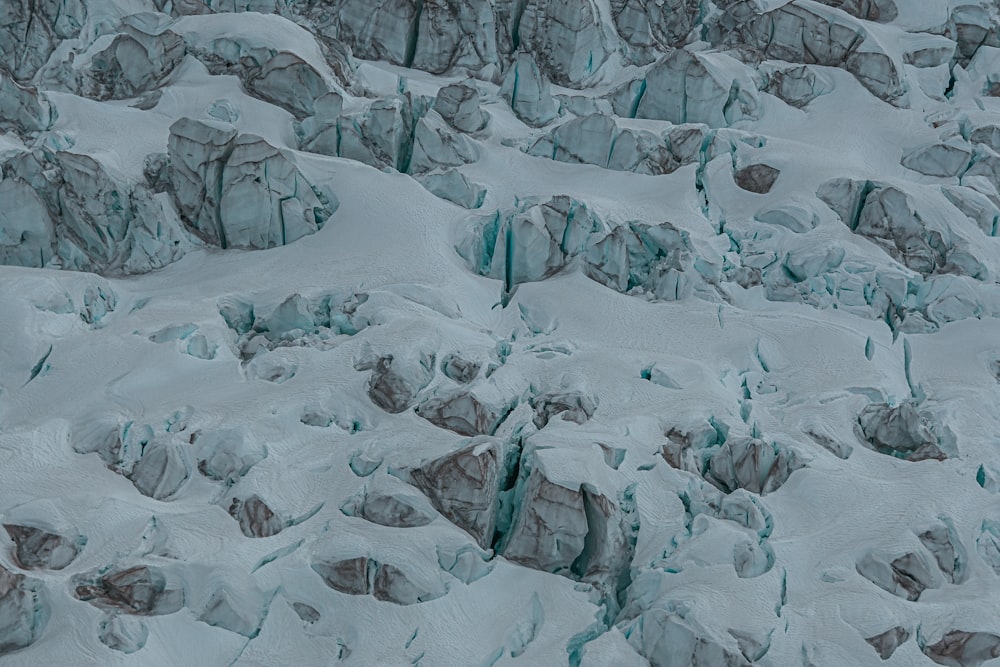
[168,118,336,250]
[734,164,780,194]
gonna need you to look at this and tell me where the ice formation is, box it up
[3,0,1000,665]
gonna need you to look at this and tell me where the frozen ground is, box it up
[2,0,1000,665]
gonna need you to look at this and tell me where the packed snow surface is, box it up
[3,0,1000,665]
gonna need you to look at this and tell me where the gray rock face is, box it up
[406,439,503,548]
[857,402,955,461]
[76,14,186,101]
[229,495,285,537]
[499,52,558,127]
[866,626,910,660]
[74,566,184,616]
[0,566,48,657]
[4,524,83,570]
[922,631,1000,667]
[611,0,700,64]
[168,118,335,250]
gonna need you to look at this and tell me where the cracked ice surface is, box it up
[5,0,1000,665]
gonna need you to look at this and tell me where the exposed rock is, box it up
[866,626,910,660]
[74,566,184,615]
[856,550,940,601]
[922,630,1000,667]
[0,565,48,657]
[857,402,955,461]
[500,52,559,127]
[229,495,285,537]
[735,164,780,194]
[168,118,335,250]
[4,524,83,570]
[406,439,503,548]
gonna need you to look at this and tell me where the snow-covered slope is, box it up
[2,0,1000,665]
